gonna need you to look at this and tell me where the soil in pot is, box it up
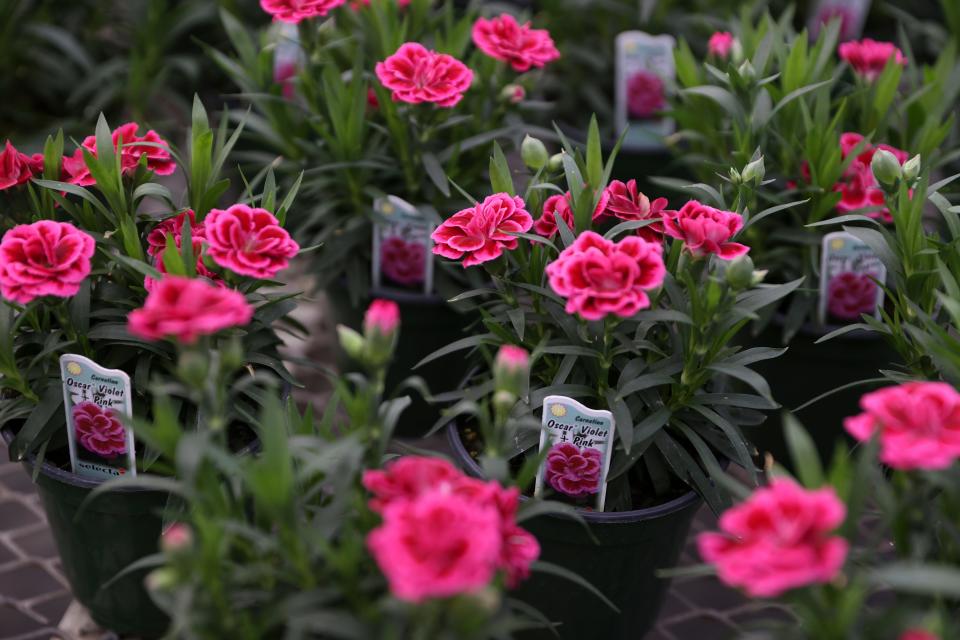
[326,283,473,437]
[448,423,701,640]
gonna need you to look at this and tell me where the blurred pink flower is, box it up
[0,221,95,304]
[375,43,473,108]
[260,0,346,23]
[364,298,400,337]
[899,630,939,640]
[73,402,127,458]
[834,132,907,222]
[827,272,878,320]
[698,478,848,598]
[662,200,748,260]
[839,39,907,81]
[363,456,461,513]
[544,442,602,497]
[0,141,43,191]
[845,382,960,471]
[432,193,533,266]
[472,14,560,72]
[707,32,735,59]
[380,236,425,285]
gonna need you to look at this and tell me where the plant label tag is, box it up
[60,354,136,481]
[371,195,436,296]
[273,22,303,100]
[819,231,887,325]
[534,395,616,512]
[615,31,675,152]
[808,0,872,42]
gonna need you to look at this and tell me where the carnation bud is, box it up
[521,136,549,171]
[728,167,742,184]
[902,154,921,183]
[547,153,565,173]
[161,523,193,553]
[737,60,756,81]
[501,84,526,104]
[725,254,756,290]
[362,299,400,366]
[177,350,209,389]
[494,345,530,398]
[337,325,366,363]
[871,148,902,186]
[730,39,745,64]
[145,567,177,592]
[751,269,768,286]
[741,156,765,184]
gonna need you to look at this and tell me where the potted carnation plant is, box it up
[668,12,959,462]
[423,120,800,638]
[0,101,302,637]
[208,0,561,430]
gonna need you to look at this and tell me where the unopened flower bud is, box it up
[177,350,209,389]
[494,345,529,397]
[737,60,755,81]
[751,269,768,286]
[902,154,921,183]
[362,299,400,366]
[521,135,549,171]
[725,254,756,290]
[547,153,565,173]
[871,148,902,186]
[337,325,365,362]
[741,156,765,184]
[161,523,193,553]
[730,39,744,64]
[145,567,177,592]
[728,167,742,184]
[501,84,526,104]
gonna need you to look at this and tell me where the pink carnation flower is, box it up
[900,631,939,640]
[64,122,176,187]
[432,193,533,267]
[364,299,400,337]
[203,204,299,279]
[698,478,848,598]
[839,38,907,81]
[662,200,749,260]
[827,272,878,320]
[472,14,560,72]
[127,276,253,344]
[73,402,127,458]
[546,231,665,321]
[0,221,95,304]
[363,456,462,513]
[845,382,960,471]
[533,190,609,238]
[147,210,203,258]
[0,141,44,191]
[380,236,425,285]
[598,180,668,242]
[707,32,735,59]
[260,0,346,23]
[832,132,908,222]
[375,43,473,108]
[627,70,666,119]
[544,442,602,497]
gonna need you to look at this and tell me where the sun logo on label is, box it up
[550,404,567,417]
[831,238,845,251]
[66,362,83,375]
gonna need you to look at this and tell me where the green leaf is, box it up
[10,384,63,459]
[531,561,620,613]
[489,143,515,196]
[870,563,960,598]
[783,413,825,487]
[422,152,450,197]
[585,115,603,189]
[415,334,498,369]
[606,390,634,451]
[707,363,772,399]
[617,373,674,399]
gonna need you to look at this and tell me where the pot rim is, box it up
[445,422,701,524]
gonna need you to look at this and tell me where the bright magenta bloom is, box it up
[839,38,907,81]
[0,221,95,304]
[375,43,473,108]
[260,0,346,23]
[546,231,665,321]
[363,456,461,513]
[707,32,735,59]
[204,205,299,279]
[532,190,608,238]
[73,402,127,458]
[380,236,425,285]
[834,132,907,222]
[432,193,533,267]
[128,276,253,344]
[845,382,960,471]
[495,345,529,372]
[827,272,878,320]
[364,298,400,337]
[698,478,848,598]
[899,630,939,640]
[472,14,560,72]
[544,443,602,497]
[662,200,749,260]
[147,210,203,258]
[64,122,176,186]
[598,180,668,242]
[0,141,43,191]
[627,70,665,119]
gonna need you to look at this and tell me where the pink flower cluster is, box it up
[73,402,127,458]
[64,122,176,187]
[546,231,665,321]
[708,32,736,59]
[835,132,908,222]
[662,201,749,260]
[599,179,669,242]
[532,190,608,238]
[827,272,879,320]
[845,382,960,471]
[260,0,346,23]
[839,38,907,81]
[432,193,533,266]
[145,210,221,290]
[364,456,539,601]
[376,43,473,108]
[472,14,560,72]
[698,478,848,597]
[128,276,253,344]
[0,141,44,191]
[544,443,602,497]
[0,221,95,304]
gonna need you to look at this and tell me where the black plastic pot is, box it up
[1,428,168,638]
[446,424,701,639]
[746,321,896,467]
[326,283,473,437]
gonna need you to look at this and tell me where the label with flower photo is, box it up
[818,231,887,325]
[533,395,616,512]
[371,196,436,296]
[60,354,136,481]
[808,0,871,42]
[614,31,675,152]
